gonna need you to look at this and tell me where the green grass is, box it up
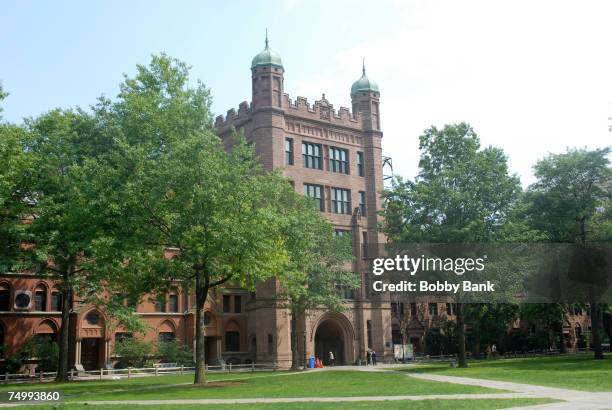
[0,370,501,402]
[25,398,560,410]
[403,354,612,391]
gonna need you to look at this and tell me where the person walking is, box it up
[372,350,377,365]
[329,351,335,367]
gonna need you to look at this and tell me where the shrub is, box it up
[113,338,153,368]
[35,341,59,372]
[157,340,193,365]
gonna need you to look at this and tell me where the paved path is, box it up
[0,393,540,407]
[407,373,612,410]
[2,366,610,409]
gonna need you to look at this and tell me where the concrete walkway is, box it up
[0,393,544,408]
[407,373,612,410]
[1,366,610,409]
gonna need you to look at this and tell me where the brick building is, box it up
[0,39,590,372]
[0,37,395,371]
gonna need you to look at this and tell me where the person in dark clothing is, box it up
[372,350,377,365]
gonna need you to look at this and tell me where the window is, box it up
[115,332,132,343]
[158,332,175,343]
[357,152,364,177]
[34,289,47,311]
[86,312,100,326]
[362,231,368,259]
[446,303,454,316]
[234,295,242,313]
[391,302,404,318]
[223,295,231,313]
[285,138,294,165]
[204,312,212,326]
[329,147,349,174]
[302,142,323,169]
[367,320,372,349]
[0,284,9,311]
[267,334,274,353]
[168,294,179,313]
[51,291,62,311]
[338,284,355,300]
[155,296,166,313]
[392,325,402,344]
[410,303,417,316]
[359,191,366,215]
[304,184,324,211]
[14,292,30,309]
[334,229,352,244]
[428,303,438,316]
[226,331,240,351]
[331,188,351,214]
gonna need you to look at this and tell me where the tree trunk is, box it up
[194,272,210,384]
[56,270,73,382]
[456,303,468,368]
[591,302,604,360]
[290,305,299,371]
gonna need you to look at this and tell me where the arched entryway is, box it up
[79,310,106,370]
[313,314,355,366]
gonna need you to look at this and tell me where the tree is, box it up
[524,148,612,359]
[275,191,357,369]
[89,55,297,384]
[465,303,519,356]
[13,108,139,382]
[0,82,7,120]
[382,123,521,367]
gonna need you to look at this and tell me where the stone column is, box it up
[75,339,81,365]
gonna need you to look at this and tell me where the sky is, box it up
[2,0,611,186]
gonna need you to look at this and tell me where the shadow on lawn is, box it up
[404,354,612,375]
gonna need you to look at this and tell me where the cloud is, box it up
[292,0,612,186]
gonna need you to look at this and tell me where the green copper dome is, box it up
[251,34,283,70]
[351,62,379,96]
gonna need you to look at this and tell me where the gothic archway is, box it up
[313,313,355,365]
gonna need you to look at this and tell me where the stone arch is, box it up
[203,310,219,336]
[36,318,58,334]
[80,309,106,339]
[158,320,176,343]
[34,319,59,343]
[311,312,356,365]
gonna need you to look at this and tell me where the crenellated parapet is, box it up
[283,93,361,130]
[215,93,364,133]
[214,101,253,131]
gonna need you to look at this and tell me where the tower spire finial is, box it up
[265,28,269,48]
[362,57,366,75]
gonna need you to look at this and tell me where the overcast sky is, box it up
[2,0,611,186]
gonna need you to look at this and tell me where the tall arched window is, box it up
[0,323,5,358]
[34,285,47,312]
[51,287,62,311]
[0,283,10,311]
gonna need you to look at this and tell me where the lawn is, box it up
[403,354,612,391]
[0,370,501,402]
[27,398,560,410]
